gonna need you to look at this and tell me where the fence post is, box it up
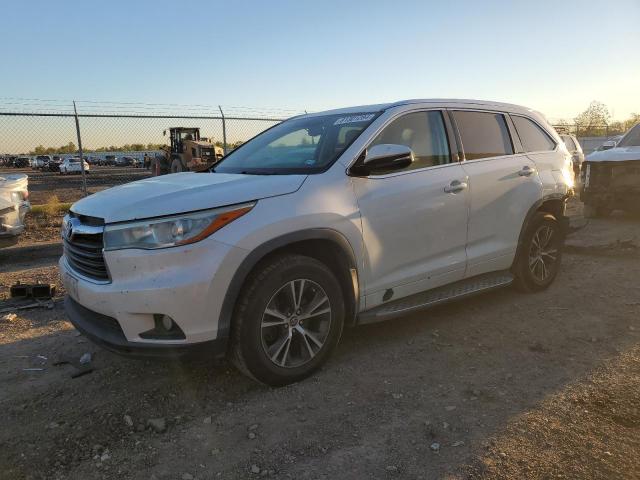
[218,105,227,155]
[73,101,88,197]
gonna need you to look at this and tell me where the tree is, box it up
[574,101,611,136]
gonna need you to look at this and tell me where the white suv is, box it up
[60,99,573,385]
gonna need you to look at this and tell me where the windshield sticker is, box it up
[334,114,376,126]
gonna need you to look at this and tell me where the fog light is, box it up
[161,315,173,331]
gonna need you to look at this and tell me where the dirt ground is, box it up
[1,208,640,479]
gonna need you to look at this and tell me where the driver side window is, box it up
[369,111,451,172]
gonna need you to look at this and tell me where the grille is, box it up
[63,214,109,281]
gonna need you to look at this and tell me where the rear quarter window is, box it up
[453,111,513,160]
[512,115,556,152]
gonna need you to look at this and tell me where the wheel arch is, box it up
[513,194,569,268]
[218,229,360,340]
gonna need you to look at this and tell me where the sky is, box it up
[1,0,639,122]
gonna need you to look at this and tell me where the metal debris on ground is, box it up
[10,282,56,299]
[0,299,55,314]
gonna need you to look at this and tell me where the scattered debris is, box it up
[445,405,457,411]
[70,367,93,379]
[147,418,167,433]
[0,299,54,314]
[79,352,92,365]
[23,368,45,372]
[250,464,261,474]
[124,415,134,427]
[248,432,256,440]
[2,313,17,322]
[452,441,465,447]
[386,465,398,472]
[430,442,441,452]
[181,474,194,480]
[10,282,56,299]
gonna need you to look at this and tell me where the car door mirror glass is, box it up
[363,144,414,172]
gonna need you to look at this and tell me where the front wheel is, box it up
[513,212,564,293]
[231,254,345,386]
[170,158,184,174]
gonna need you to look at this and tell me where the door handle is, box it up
[518,166,536,177]
[444,180,468,193]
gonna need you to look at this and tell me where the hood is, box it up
[71,172,307,223]
[0,173,28,192]
[586,146,640,163]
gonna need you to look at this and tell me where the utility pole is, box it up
[218,105,227,155]
[73,101,88,197]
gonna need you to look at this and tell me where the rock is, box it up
[211,448,220,455]
[386,465,398,472]
[445,405,457,412]
[248,432,256,440]
[47,422,60,429]
[203,416,212,424]
[123,415,133,427]
[442,422,450,430]
[250,464,261,474]
[100,453,110,462]
[248,423,259,431]
[260,470,268,477]
[392,393,403,399]
[181,474,194,480]
[79,352,92,365]
[452,441,465,447]
[499,452,507,458]
[472,389,481,396]
[2,313,17,322]
[430,442,440,452]
[147,418,167,433]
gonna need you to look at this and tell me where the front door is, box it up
[351,110,470,309]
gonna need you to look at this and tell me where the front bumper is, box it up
[59,235,248,351]
[65,296,227,358]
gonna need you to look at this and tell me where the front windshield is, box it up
[214,112,380,174]
[617,124,640,148]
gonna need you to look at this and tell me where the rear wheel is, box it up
[513,212,564,292]
[231,254,345,386]
[170,158,184,174]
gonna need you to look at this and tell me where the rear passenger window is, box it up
[453,111,513,160]
[369,111,450,172]
[562,136,576,151]
[512,116,556,152]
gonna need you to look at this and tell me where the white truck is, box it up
[0,173,30,248]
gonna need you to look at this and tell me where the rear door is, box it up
[352,110,470,309]
[451,110,542,277]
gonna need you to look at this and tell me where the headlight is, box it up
[103,203,254,251]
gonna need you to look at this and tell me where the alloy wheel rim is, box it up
[260,279,332,368]
[528,225,558,282]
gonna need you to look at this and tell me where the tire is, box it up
[231,254,345,386]
[513,212,564,293]
[584,203,611,219]
[170,158,184,174]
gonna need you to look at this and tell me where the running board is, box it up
[357,271,514,325]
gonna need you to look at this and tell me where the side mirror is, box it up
[361,144,414,172]
[601,140,616,151]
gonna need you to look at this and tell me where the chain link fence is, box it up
[0,101,292,205]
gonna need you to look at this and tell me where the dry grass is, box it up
[30,195,71,217]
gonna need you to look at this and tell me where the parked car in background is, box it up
[34,155,52,170]
[559,134,584,178]
[100,155,117,166]
[0,173,30,248]
[14,157,30,168]
[581,123,640,217]
[59,157,90,175]
[61,99,573,386]
[47,156,63,172]
[115,156,135,167]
